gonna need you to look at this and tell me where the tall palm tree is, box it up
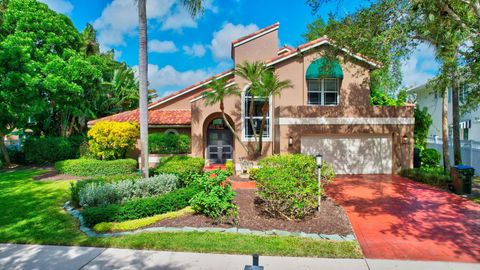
[235,61,270,151]
[202,78,250,155]
[136,0,203,177]
[256,70,293,154]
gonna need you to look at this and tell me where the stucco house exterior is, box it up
[89,23,415,174]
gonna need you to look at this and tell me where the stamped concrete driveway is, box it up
[327,175,480,263]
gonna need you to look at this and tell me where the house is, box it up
[89,23,414,174]
[408,83,479,141]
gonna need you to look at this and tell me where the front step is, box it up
[204,164,227,171]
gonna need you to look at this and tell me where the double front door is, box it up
[207,119,233,164]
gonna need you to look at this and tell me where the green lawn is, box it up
[0,169,362,258]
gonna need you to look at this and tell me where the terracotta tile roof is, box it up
[189,78,236,102]
[88,109,191,126]
[148,69,234,110]
[231,22,280,46]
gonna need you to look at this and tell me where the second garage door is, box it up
[301,135,392,174]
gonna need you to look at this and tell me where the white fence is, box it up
[427,138,480,176]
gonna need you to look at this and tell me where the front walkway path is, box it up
[327,175,480,263]
[0,244,478,270]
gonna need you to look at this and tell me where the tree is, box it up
[202,78,250,155]
[136,0,203,177]
[413,106,433,149]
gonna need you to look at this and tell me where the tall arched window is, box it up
[306,58,343,106]
[243,87,270,139]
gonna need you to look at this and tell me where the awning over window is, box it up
[306,57,343,79]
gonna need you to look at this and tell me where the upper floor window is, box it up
[307,78,339,105]
[306,57,343,106]
[243,88,270,139]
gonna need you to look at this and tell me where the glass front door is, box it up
[207,118,233,164]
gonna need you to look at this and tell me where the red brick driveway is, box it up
[327,175,480,263]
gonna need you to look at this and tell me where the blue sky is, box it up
[39,0,439,97]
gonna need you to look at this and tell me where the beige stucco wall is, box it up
[233,30,279,66]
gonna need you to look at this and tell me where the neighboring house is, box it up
[408,83,480,141]
[89,23,414,174]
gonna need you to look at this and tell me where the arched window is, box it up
[243,87,270,139]
[164,129,178,135]
[306,58,343,106]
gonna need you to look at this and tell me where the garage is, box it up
[301,135,393,174]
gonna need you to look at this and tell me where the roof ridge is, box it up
[231,22,280,46]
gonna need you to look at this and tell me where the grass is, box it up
[0,169,362,258]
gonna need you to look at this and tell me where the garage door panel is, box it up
[301,135,392,174]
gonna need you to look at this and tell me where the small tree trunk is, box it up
[138,0,149,177]
[257,102,269,155]
[442,88,451,173]
[248,94,258,145]
[0,132,11,166]
[451,73,462,165]
[220,101,250,156]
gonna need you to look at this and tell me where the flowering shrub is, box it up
[87,121,139,160]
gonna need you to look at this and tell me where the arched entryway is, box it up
[205,117,233,164]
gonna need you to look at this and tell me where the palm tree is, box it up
[235,61,270,152]
[136,0,203,177]
[202,78,250,155]
[256,70,293,154]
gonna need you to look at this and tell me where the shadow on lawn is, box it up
[327,175,480,261]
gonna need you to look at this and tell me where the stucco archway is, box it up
[202,113,235,164]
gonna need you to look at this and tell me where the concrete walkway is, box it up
[1,244,478,270]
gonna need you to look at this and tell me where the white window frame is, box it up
[241,85,272,142]
[307,78,340,106]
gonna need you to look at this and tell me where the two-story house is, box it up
[89,23,414,175]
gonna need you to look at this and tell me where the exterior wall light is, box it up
[288,137,293,147]
[402,135,409,145]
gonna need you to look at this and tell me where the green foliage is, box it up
[255,154,335,220]
[414,107,433,149]
[87,121,139,160]
[148,133,191,154]
[248,168,259,181]
[421,148,441,168]
[225,160,234,176]
[55,158,137,177]
[189,170,237,222]
[78,174,178,208]
[23,136,84,164]
[400,167,450,187]
[82,186,199,226]
[153,156,205,186]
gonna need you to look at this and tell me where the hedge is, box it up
[153,156,205,186]
[82,186,199,226]
[148,133,191,154]
[55,158,137,177]
[399,167,450,187]
[23,136,84,164]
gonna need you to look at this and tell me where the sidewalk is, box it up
[0,244,478,270]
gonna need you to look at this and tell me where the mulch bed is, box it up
[154,189,353,235]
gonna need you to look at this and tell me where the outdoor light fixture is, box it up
[402,135,409,145]
[316,154,323,168]
[288,137,293,147]
[316,154,323,212]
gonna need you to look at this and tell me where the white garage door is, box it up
[301,135,392,174]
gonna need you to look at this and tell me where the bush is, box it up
[55,158,137,177]
[78,174,178,208]
[248,168,259,181]
[225,160,234,176]
[421,148,441,168]
[189,170,237,222]
[400,167,450,187]
[148,133,190,154]
[82,186,199,226]
[153,156,205,186]
[23,136,84,164]
[88,121,139,160]
[255,154,335,220]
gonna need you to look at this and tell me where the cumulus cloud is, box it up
[142,64,211,90]
[38,0,73,14]
[183,44,206,57]
[210,22,259,60]
[401,43,440,88]
[161,6,197,31]
[148,40,178,53]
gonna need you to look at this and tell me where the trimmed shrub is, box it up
[148,133,190,154]
[189,170,237,222]
[55,158,137,177]
[82,186,199,226]
[255,154,336,220]
[88,121,139,160]
[23,136,84,164]
[225,160,234,176]
[153,156,205,186]
[399,167,450,187]
[421,148,441,168]
[79,174,178,208]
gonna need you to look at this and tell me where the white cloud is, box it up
[143,64,211,90]
[148,40,178,53]
[210,22,259,60]
[161,6,197,31]
[38,0,73,14]
[183,43,206,57]
[401,43,440,88]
